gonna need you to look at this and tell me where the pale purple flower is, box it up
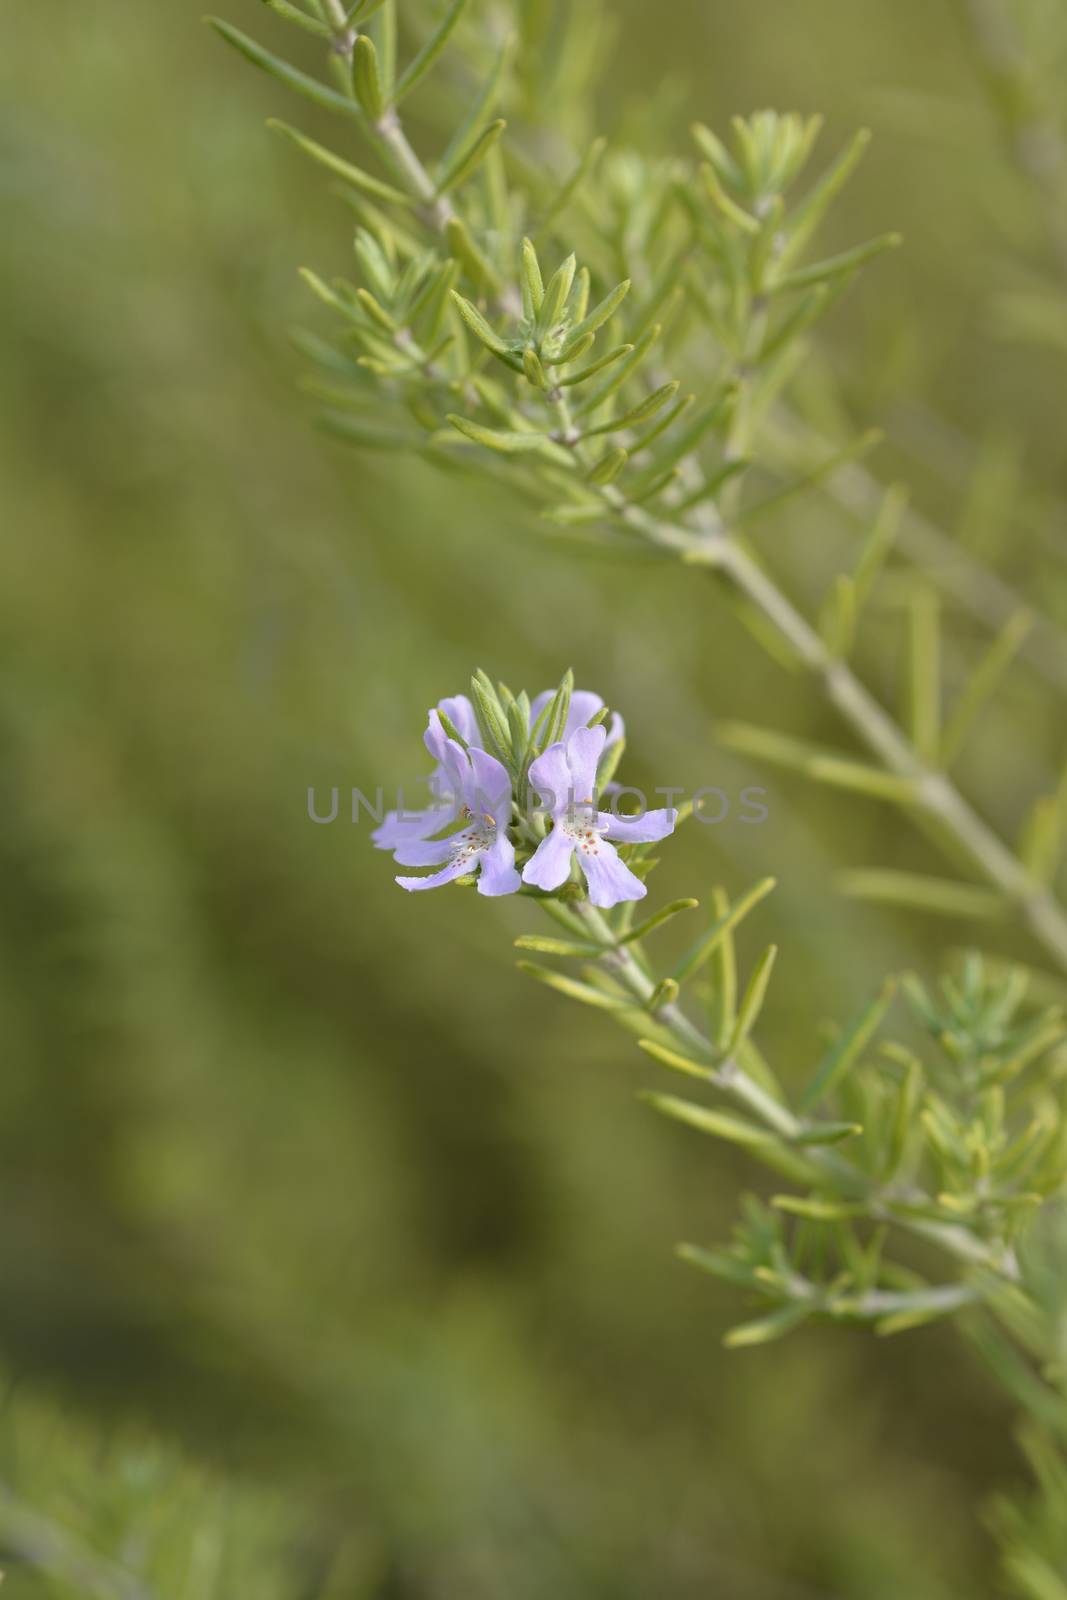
[372,695,480,851]
[522,726,676,908]
[395,740,520,897]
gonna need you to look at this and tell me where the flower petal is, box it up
[396,856,471,893]
[563,690,606,738]
[391,836,456,868]
[527,741,572,818]
[372,803,455,851]
[467,747,514,817]
[436,736,473,801]
[424,711,449,765]
[521,826,575,892]
[578,839,648,908]
[599,807,678,845]
[565,724,607,801]
[477,832,521,897]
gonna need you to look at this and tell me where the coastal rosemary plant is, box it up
[216,2,1067,1592]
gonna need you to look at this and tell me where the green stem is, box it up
[568,900,1022,1281]
[594,489,1067,974]
[376,107,455,225]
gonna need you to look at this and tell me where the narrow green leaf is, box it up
[799,980,897,1110]
[449,290,509,354]
[710,889,742,1049]
[436,708,470,748]
[353,228,396,298]
[648,977,680,1011]
[636,1038,713,1083]
[737,431,883,524]
[759,285,831,364]
[791,1121,863,1145]
[771,233,902,294]
[208,18,363,118]
[438,36,510,180]
[520,237,545,318]
[557,279,632,359]
[778,128,872,268]
[627,466,680,506]
[553,332,596,371]
[729,114,762,194]
[367,0,396,98]
[716,723,921,804]
[885,1055,924,1178]
[772,1194,866,1220]
[393,0,469,101]
[540,668,574,752]
[627,392,695,461]
[1020,794,1065,886]
[673,458,751,514]
[523,346,550,389]
[723,1302,811,1349]
[268,120,415,206]
[700,162,759,234]
[444,215,501,293]
[298,266,361,323]
[355,287,396,331]
[538,253,578,337]
[513,934,602,957]
[838,869,1009,921]
[907,589,941,761]
[940,609,1033,767]
[675,1243,757,1287]
[568,266,591,325]
[818,574,856,659]
[587,447,627,485]
[349,0,393,21]
[507,696,530,767]
[852,482,907,612]
[437,119,506,195]
[258,0,332,37]
[727,945,778,1053]
[573,323,661,414]
[581,381,680,440]
[690,122,745,190]
[643,1092,784,1151]
[616,898,700,947]
[673,878,777,987]
[351,33,385,119]
[467,673,513,765]
[536,138,607,234]
[518,961,634,1011]
[876,1302,965,1337]
[447,414,567,459]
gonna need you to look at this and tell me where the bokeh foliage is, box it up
[2,0,1067,1595]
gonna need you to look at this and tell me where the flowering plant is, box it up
[213,1,1067,1592]
[375,673,674,905]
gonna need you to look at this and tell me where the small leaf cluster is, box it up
[212,4,897,539]
[519,867,1067,1347]
[673,957,1067,1327]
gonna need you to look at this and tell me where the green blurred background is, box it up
[2,1,1066,1595]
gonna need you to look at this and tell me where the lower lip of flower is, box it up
[563,811,606,855]
[451,822,493,863]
